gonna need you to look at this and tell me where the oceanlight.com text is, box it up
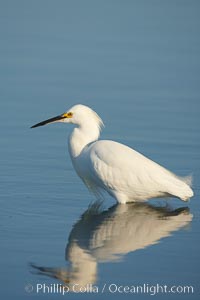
[25,282,194,295]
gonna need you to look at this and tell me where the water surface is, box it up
[0,1,200,299]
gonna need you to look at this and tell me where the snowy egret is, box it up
[31,104,194,203]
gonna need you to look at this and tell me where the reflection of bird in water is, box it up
[31,104,193,203]
[31,202,192,290]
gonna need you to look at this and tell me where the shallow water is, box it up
[0,1,200,299]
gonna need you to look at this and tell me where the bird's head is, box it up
[31,104,104,130]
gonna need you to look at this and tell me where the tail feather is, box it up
[181,174,193,187]
[168,174,194,201]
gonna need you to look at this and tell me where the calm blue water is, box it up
[0,0,200,299]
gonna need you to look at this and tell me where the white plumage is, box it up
[31,104,194,203]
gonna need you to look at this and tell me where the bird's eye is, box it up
[67,112,73,118]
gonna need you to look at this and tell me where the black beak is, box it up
[31,114,65,128]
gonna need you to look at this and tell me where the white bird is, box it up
[31,104,194,203]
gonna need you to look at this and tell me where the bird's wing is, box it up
[87,140,169,195]
[85,140,192,201]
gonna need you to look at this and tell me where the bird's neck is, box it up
[68,124,100,158]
